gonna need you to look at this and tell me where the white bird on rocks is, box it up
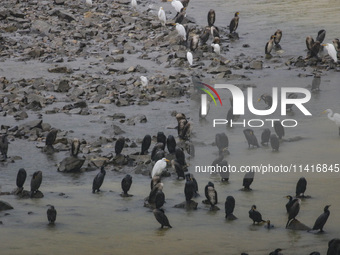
[152,158,169,178]
[131,0,137,9]
[169,0,183,13]
[85,0,92,7]
[211,43,220,55]
[158,7,166,26]
[174,23,186,41]
[187,51,193,66]
[323,109,340,136]
[140,76,148,87]
[322,43,338,62]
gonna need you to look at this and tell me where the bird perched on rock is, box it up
[30,171,43,198]
[92,166,106,193]
[16,168,27,192]
[265,35,276,55]
[205,182,218,210]
[47,205,57,224]
[115,137,125,155]
[207,9,215,27]
[158,7,166,26]
[229,12,239,34]
[141,134,151,155]
[296,177,307,197]
[71,138,80,157]
[310,205,331,233]
[46,129,58,147]
[151,158,169,178]
[286,198,301,228]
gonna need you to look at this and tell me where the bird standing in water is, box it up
[311,205,331,233]
[92,166,106,193]
[229,12,239,34]
[47,205,57,224]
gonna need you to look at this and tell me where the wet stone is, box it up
[58,156,85,172]
[249,60,263,70]
[0,201,13,211]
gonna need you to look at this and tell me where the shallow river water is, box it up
[1,0,340,254]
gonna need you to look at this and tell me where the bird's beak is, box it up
[257,98,261,102]
[171,23,176,26]
[165,159,170,162]
[321,44,326,46]
[167,0,173,2]
[322,110,326,114]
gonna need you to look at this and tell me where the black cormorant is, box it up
[205,183,218,210]
[45,129,58,146]
[286,198,301,228]
[258,94,273,108]
[296,177,307,197]
[207,9,215,27]
[30,171,42,198]
[153,208,172,228]
[141,134,151,155]
[172,159,185,179]
[155,189,165,209]
[47,205,57,224]
[285,195,294,213]
[215,133,229,153]
[151,142,165,161]
[274,29,282,45]
[306,36,315,51]
[151,175,161,190]
[269,248,283,255]
[225,196,236,220]
[149,182,163,204]
[175,113,191,140]
[175,7,186,24]
[249,205,266,224]
[189,35,199,51]
[274,121,284,139]
[210,26,220,38]
[71,138,80,157]
[316,29,326,43]
[261,128,271,146]
[265,35,276,55]
[0,134,8,158]
[16,168,27,189]
[184,174,195,201]
[310,41,321,59]
[311,205,330,232]
[115,137,125,155]
[200,26,210,45]
[327,238,340,255]
[92,166,106,193]
[286,93,298,111]
[186,173,198,197]
[157,132,167,149]
[270,134,279,151]
[243,171,254,190]
[175,147,186,167]
[229,12,239,34]
[243,129,260,148]
[121,174,132,196]
[166,135,177,154]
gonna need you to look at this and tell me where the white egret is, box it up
[158,7,166,26]
[151,158,169,178]
[168,0,183,13]
[211,43,220,55]
[321,43,338,62]
[323,109,340,136]
[173,23,186,41]
[186,51,193,66]
[85,0,92,7]
[140,76,148,87]
[131,0,137,9]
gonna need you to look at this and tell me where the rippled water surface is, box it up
[1,0,340,254]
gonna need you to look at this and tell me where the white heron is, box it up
[174,23,186,41]
[168,0,183,13]
[131,0,137,9]
[151,158,170,178]
[323,109,340,136]
[211,43,220,55]
[140,76,148,87]
[85,0,92,7]
[322,43,338,62]
[187,51,193,66]
[158,7,166,26]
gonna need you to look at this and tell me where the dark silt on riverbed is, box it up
[1,0,340,254]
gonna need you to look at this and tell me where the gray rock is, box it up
[0,201,13,211]
[57,80,70,92]
[58,156,85,172]
[249,60,263,70]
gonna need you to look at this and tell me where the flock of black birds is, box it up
[1,2,339,254]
